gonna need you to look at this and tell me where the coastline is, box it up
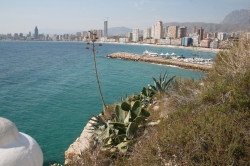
[102,42,220,53]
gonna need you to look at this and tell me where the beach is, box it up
[102,42,220,53]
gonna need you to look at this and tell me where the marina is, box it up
[107,52,212,72]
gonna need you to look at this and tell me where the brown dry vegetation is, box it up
[66,35,250,166]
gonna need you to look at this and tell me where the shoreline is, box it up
[102,42,220,53]
[1,40,220,53]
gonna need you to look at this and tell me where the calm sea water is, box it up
[0,41,215,165]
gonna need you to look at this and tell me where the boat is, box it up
[143,50,158,57]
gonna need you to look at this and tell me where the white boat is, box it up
[143,50,158,57]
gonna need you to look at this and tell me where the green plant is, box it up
[90,100,150,153]
[133,87,155,108]
[148,71,176,94]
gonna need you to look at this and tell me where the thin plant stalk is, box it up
[91,39,106,114]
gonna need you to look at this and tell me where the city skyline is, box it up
[0,0,249,34]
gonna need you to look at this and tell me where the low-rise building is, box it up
[159,38,168,45]
[218,32,227,41]
[182,37,192,46]
[171,38,182,46]
[119,38,129,43]
[200,39,212,48]
[210,39,218,49]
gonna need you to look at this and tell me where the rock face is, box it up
[221,9,249,25]
[64,121,93,165]
[0,117,43,166]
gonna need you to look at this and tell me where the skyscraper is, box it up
[34,26,38,39]
[168,26,178,39]
[197,27,204,40]
[151,21,163,39]
[249,5,250,23]
[104,21,108,37]
[178,26,187,38]
[143,28,151,39]
[132,29,139,42]
[192,26,196,34]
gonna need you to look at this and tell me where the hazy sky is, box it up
[0,0,249,34]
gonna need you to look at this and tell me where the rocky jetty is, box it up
[107,52,212,72]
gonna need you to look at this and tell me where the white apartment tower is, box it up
[132,29,139,42]
[143,28,151,39]
[104,21,108,37]
[151,21,163,39]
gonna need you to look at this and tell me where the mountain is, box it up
[221,9,249,25]
[108,27,132,36]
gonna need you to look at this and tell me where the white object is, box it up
[0,117,43,166]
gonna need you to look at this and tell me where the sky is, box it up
[0,0,249,34]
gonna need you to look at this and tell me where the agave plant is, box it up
[90,100,150,153]
[148,71,176,94]
[133,87,155,108]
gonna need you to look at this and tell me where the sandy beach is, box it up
[102,42,220,53]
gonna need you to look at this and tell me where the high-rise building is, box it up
[34,26,38,39]
[168,26,178,39]
[82,31,88,38]
[151,21,163,39]
[192,26,196,34]
[197,27,204,40]
[126,32,132,39]
[76,32,81,37]
[249,5,250,23]
[104,21,108,37]
[97,30,103,39]
[178,26,187,38]
[213,32,218,38]
[164,26,169,37]
[132,29,139,42]
[143,28,151,39]
[14,33,18,39]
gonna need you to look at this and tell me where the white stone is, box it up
[0,117,43,166]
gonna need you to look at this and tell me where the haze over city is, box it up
[0,0,249,34]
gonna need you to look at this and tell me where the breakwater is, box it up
[107,52,212,72]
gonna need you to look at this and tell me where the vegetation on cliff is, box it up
[67,35,250,166]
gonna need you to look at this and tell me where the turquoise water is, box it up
[0,41,215,165]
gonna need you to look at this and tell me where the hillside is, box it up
[221,9,249,24]
[108,27,132,36]
[65,35,250,166]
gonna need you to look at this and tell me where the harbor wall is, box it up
[107,52,212,72]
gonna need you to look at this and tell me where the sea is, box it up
[0,41,216,165]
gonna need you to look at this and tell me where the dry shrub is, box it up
[211,34,250,79]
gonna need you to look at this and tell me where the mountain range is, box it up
[108,9,250,36]
[40,9,249,36]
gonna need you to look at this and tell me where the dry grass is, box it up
[68,35,250,166]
